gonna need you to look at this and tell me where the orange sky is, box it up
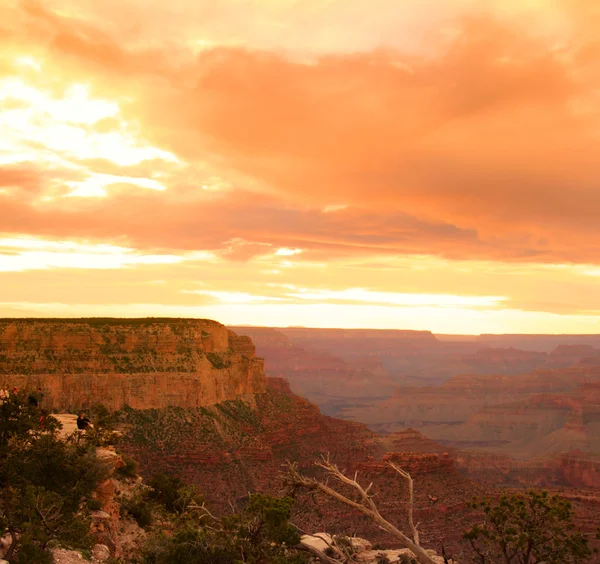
[1,0,600,333]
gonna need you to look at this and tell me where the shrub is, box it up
[117,454,139,478]
[121,494,153,528]
[205,352,225,369]
[87,498,104,511]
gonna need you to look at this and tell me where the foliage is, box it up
[121,493,154,529]
[0,390,60,451]
[140,490,308,564]
[464,490,593,563]
[116,454,139,478]
[146,473,190,514]
[87,498,104,511]
[0,391,107,562]
[206,352,227,369]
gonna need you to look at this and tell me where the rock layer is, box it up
[0,319,265,410]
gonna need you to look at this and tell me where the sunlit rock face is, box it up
[0,318,266,410]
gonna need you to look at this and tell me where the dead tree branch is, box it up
[388,461,419,546]
[286,455,436,564]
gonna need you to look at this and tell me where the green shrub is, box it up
[87,498,104,511]
[464,490,593,563]
[14,540,54,564]
[122,494,153,528]
[146,473,186,513]
[117,454,139,478]
[205,352,225,369]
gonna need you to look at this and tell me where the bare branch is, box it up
[286,459,437,564]
[388,461,420,546]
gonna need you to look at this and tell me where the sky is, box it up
[1,0,600,333]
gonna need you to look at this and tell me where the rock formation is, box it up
[115,377,483,558]
[230,327,600,418]
[0,319,265,411]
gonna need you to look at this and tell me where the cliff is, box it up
[0,318,265,410]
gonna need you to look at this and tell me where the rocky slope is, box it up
[115,377,483,558]
[0,319,265,411]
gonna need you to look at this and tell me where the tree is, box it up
[146,473,204,515]
[140,490,308,564]
[286,455,437,564]
[464,490,593,563]
[0,390,107,562]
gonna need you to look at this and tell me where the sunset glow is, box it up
[1,0,600,333]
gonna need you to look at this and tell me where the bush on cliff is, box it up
[0,391,108,562]
[139,487,308,564]
[464,490,593,563]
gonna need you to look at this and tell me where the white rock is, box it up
[92,544,111,561]
[300,532,334,553]
[349,537,372,553]
[301,534,447,564]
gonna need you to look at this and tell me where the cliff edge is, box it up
[0,318,265,410]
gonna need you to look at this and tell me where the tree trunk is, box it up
[5,527,17,562]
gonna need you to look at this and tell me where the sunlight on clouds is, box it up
[0,252,182,272]
[275,248,302,256]
[0,76,177,179]
[322,204,348,213]
[0,79,118,125]
[66,173,166,197]
[183,290,285,304]
[14,56,42,71]
[286,288,507,308]
[0,237,129,253]
[0,237,183,272]
[2,302,600,335]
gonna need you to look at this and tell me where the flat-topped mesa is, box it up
[356,452,454,475]
[0,318,265,411]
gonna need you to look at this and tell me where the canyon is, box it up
[4,319,600,559]
[230,326,600,492]
[230,326,600,413]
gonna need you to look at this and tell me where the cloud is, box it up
[2,2,598,264]
[2,0,600,331]
[0,236,193,271]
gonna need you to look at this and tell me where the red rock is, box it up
[0,319,266,410]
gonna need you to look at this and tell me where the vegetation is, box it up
[206,352,230,369]
[116,453,139,478]
[117,470,308,563]
[140,491,307,564]
[4,387,596,564]
[0,318,218,326]
[464,490,594,563]
[0,391,108,562]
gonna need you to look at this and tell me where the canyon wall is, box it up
[0,318,265,410]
